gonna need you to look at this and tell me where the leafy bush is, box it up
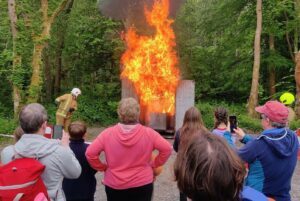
[44,104,58,125]
[238,115,262,133]
[289,120,300,131]
[196,101,262,133]
[0,117,17,135]
[71,95,118,126]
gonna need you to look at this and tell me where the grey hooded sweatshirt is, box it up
[0,134,82,201]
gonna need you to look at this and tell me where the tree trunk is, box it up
[295,0,299,53]
[28,43,46,103]
[295,52,300,118]
[27,0,68,102]
[247,0,262,117]
[54,0,74,96]
[54,41,63,96]
[8,0,23,117]
[268,35,276,98]
[294,0,300,118]
[43,46,53,102]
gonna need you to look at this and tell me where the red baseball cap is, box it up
[255,101,289,124]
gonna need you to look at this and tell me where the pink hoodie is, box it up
[85,123,172,189]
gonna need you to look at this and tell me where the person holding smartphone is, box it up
[233,101,298,201]
[212,107,235,147]
[1,103,81,201]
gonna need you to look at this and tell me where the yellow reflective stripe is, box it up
[56,111,67,117]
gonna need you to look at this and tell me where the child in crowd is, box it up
[173,106,206,201]
[174,130,268,201]
[13,126,24,141]
[212,107,235,147]
[62,121,97,201]
[0,126,24,164]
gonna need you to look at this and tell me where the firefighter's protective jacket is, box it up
[55,94,77,118]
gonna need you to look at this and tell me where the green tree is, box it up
[0,0,13,116]
[7,0,69,116]
[175,0,297,116]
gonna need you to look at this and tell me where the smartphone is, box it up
[229,116,238,133]
[53,125,63,139]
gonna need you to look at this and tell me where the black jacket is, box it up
[63,139,97,201]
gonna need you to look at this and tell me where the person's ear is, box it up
[38,121,47,135]
[265,117,271,125]
[42,121,48,129]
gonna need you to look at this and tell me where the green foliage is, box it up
[175,0,298,103]
[0,0,299,124]
[72,82,120,125]
[196,101,262,132]
[289,120,300,130]
[44,0,123,125]
[72,95,119,126]
[61,0,123,89]
[175,0,255,102]
[196,100,300,133]
[44,104,58,125]
[0,117,17,135]
[0,0,13,115]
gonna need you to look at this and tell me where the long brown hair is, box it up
[179,106,205,151]
[174,131,246,201]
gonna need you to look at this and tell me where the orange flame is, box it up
[121,0,180,115]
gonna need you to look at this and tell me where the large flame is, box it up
[121,0,180,115]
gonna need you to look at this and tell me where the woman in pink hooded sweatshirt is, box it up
[86,98,172,201]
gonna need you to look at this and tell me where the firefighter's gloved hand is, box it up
[69,108,75,113]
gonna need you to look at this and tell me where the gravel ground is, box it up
[94,145,179,201]
[87,127,300,201]
[93,139,300,201]
[0,127,299,201]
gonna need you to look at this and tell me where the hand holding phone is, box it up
[53,125,63,139]
[229,116,237,133]
[61,130,70,147]
[234,127,246,139]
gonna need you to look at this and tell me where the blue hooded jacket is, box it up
[238,128,298,201]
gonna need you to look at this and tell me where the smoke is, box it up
[98,0,185,32]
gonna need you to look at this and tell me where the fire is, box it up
[121,0,180,115]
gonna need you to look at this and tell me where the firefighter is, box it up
[55,88,81,131]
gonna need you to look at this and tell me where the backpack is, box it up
[0,158,49,201]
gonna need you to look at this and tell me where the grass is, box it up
[0,118,17,135]
[196,101,300,133]
[0,101,299,143]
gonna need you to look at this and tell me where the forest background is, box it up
[0,0,300,136]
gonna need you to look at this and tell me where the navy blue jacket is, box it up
[238,128,298,201]
[63,139,97,201]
